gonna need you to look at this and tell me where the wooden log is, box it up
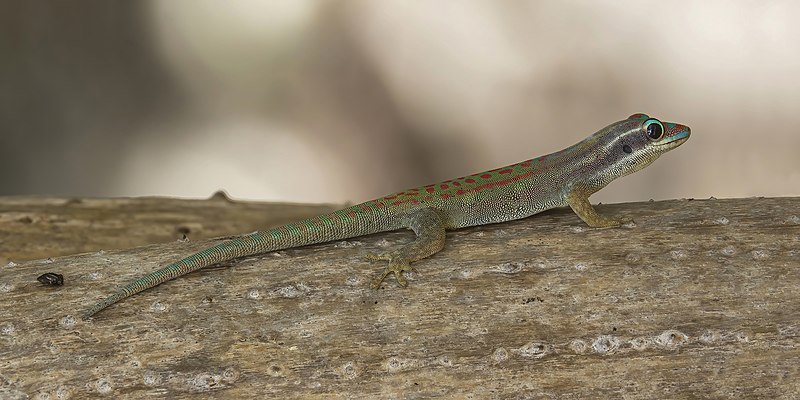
[0,192,337,265]
[1,196,798,398]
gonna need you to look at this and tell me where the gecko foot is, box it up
[610,217,635,227]
[588,216,634,228]
[366,253,417,289]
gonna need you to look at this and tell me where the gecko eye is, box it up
[644,119,664,140]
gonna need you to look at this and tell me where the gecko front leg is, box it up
[566,188,633,228]
[369,208,447,288]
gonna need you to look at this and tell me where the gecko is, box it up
[81,113,690,319]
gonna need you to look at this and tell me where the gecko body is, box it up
[82,114,690,319]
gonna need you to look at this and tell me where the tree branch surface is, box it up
[1,196,798,398]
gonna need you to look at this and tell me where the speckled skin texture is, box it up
[82,114,690,319]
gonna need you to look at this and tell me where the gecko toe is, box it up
[365,252,389,262]
[369,255,414,289]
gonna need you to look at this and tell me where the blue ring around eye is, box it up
[643,118,664,140]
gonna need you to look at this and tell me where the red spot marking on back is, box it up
[426,187,436,193]
[499,169,512,174]
[441,193,452,200]
[452,181,461,187]
[465,178,476,184]
[375,202,386,208]
[424,196,433,201]
[405,191,419,196]
[456,189,466,195]
[472,170,535,193]
[521,161,531,167]
[388,196,424,207]
[440,184,449,190]
[360,204,372,213]
[384,195,397,200]
[480,174,492,179]
[347,211,357,218]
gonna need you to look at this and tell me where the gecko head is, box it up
[595,113,691,180]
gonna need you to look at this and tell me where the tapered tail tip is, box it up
[80,292,124,320]
[80,306,100,321]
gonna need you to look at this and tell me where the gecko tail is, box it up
[81,291,127,320]
[80,257,202,320]
[79,238,253,320]
[80,210,383,320]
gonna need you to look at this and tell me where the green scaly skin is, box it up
[82,113,690,319]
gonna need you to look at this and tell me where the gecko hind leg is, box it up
[368,208,447,289]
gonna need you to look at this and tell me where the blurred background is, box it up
[1,0,798,206]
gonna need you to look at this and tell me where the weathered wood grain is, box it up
[0,193,337,265]
[1,196,798,399]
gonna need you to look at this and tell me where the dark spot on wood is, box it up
[175,226,192,241]
[37,272,64,286]
[523,296,544,304]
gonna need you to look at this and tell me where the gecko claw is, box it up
[364,252,388,262]
[367,253,416,289]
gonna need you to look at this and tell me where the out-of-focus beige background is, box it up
[2,1,798,205]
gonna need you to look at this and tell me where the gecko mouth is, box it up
[656,129,690,148]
